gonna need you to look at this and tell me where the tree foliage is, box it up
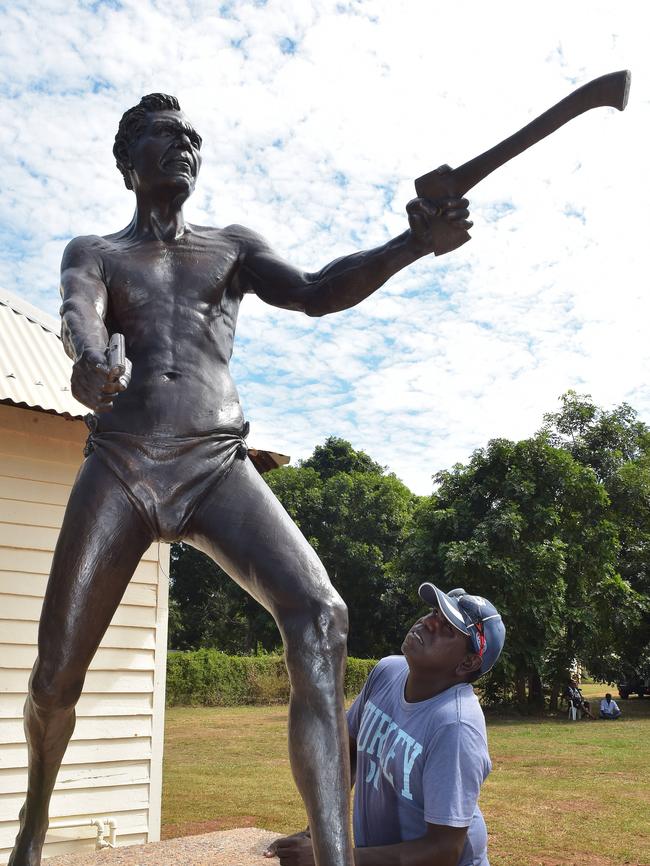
[169,437,417,658]
[168,403,650,708]
[301,436,384,480]
[397,435,631,704]
[540,391,650,682]
[169,543,279,652]
[266,438,417,657]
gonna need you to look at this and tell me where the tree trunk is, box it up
[549,683,560,711]
[515,671,527,705]
[244,617,256,654]
[528,670,544,708]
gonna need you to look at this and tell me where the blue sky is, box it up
[1,0,648,492]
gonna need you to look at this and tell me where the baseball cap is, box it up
[418,583,506,675]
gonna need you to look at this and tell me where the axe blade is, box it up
[416,70,631,256]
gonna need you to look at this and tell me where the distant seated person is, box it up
[565,680,594,719]
[265,585,506,866]
[565,681,579,706]
[599,693,622,720]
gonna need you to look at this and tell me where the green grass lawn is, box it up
[162,683,650,865]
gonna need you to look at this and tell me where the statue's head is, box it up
[113,93,202,196]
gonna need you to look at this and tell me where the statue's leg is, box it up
[186,458,353,866]
[9,458,153,866]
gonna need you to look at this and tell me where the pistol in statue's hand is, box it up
[107,333,133,392]
[71,344,129,413]
[406,194,472,253]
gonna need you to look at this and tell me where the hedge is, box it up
[166,649,378,706]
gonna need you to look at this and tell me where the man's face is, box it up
[401,607,477,679]
[127,109,203,198]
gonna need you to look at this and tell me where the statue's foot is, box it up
[8,809,46,866]
[7,833,43,866]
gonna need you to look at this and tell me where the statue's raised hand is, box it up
[406,193,472,254]
[71,347,127,413]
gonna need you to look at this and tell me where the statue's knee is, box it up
[327,596,349,646]
[285,595,349,657]
[311,595,348,652]
[30,665,83,712]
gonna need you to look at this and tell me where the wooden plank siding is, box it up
[0,404,169,863]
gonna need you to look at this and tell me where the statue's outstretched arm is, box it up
[229,196,471,318]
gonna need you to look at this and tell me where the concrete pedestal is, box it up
[45,828,281,866]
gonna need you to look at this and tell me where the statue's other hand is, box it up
[406,196,473,252]
[71,348,127,413]
[263,830,311,861]
[263,833,314,866]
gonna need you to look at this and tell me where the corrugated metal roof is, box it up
[0,287,87,419]
[248,448,290,474]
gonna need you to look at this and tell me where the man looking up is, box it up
[266,585,505,866]
[10,94,472,866]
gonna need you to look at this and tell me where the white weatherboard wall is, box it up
[0,403,169,862]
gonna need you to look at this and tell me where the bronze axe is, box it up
[415,69,631,255]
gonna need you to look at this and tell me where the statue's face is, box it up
[128,109,203,198]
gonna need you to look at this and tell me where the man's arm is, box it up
[233,196,471,317]
[59,236,124,412]
[354,823,467,866]
[268,822,467,866]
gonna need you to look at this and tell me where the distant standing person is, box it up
[599,693,622,720]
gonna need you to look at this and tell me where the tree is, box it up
[396,434,627,706]
[541,390,650,483]
[168,398,650,703]
[300,436,384,480]
[266,448,417,657]
[541,391,650,682]
[169,438,417,658]
[315,470,416,657]
[169,543,279,652]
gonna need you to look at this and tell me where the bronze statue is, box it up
[9,93,471,866]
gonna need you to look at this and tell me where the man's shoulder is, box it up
[456,687,488,748]
[374,655,408,679]
[361,656,406,695]
[431,684,486,734]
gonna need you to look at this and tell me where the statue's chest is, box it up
[104,237,239,314]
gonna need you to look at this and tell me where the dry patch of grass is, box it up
[482,684,649,865]
[162,685,650,865]
[162,706,305,834]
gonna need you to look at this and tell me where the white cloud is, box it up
[0,0,648,493]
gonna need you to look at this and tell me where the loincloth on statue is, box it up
[83,417,249,542]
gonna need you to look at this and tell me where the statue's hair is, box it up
[113,93,181,189]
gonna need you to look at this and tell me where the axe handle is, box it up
[415,70,631,255]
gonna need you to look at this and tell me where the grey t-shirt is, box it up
[347,656,491,866]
